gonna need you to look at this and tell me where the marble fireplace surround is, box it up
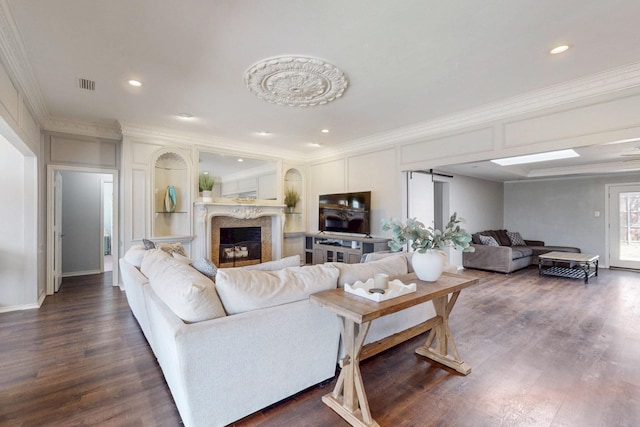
[192,202,285,263]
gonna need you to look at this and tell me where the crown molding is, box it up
[0,0,48,125]
[119,122,306,163]
[315,61,640,161]
[45,116,122,140]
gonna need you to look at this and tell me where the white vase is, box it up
[412,249,447,282]
[202,190,213,202]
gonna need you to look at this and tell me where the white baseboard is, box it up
[0,302,41,313]
[61,269,101,277]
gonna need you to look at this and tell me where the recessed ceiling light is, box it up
[309,142,322,147]
[237,158,244,162]
[177,113,194,120]
[128,79,142,87]
[257,131,271,136]
[549,45,570,55]
[491,149,579,166]
[321,129,330,133]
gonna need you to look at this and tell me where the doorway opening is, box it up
[47,165,119,294]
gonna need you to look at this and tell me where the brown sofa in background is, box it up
[462,229,581,274]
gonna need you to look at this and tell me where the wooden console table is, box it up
[310,272,479,427]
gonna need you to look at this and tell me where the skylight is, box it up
[491,149,579,166]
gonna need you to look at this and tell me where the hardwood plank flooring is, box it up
[1,267,639,426]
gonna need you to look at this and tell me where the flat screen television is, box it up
[318,191,371,235]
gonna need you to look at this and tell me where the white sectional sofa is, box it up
[119,246,436,427]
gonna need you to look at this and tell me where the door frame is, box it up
[46,165,119,294]
[605,182,640,269]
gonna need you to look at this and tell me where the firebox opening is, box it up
[219,226,262,267]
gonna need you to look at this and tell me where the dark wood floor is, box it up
[1,267,639,426]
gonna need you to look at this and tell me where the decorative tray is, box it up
[344,278,416,302]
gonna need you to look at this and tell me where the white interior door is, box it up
[408,171,434,227]
[53,171,63,292]
[609,184,640,269]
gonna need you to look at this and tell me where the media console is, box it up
[304,233,390,265]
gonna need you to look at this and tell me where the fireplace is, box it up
[193,202,285,265]
[219,226,262,267]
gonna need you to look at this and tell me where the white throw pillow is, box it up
[332,254,408,287]
[215,264,339,315]
[240,254,301,271]
[123,244,147,268]
[172,252,192,264]
[141,249,227,323]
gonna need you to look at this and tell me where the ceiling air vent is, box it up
[78,77,95,91]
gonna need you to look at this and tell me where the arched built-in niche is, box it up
[284,167,304,233]
[152,150,192,238]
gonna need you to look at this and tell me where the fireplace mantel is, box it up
[192,202,285,261]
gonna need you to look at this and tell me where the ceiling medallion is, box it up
[244,56,348,107]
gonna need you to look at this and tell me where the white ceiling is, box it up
[6,0,640,180]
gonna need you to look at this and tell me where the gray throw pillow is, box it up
[507,231,526,246]
[479,235,500,247]
[191,258,218,281]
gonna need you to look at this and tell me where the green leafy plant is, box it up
[284,187,300,208]
[199,173,215,192]
[381,212,475,253]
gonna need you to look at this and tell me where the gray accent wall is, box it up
[504,173,640,264]
[61,172,110,275]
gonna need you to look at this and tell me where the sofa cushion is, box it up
[241,255,300,271]
[493,229,512,246]
[479,235,500,247]
[331,254,408,287]
[215,264,339,315]
[507,231,526,246]
[361,251,415,273]
[141,249,227,323]
[511,246,533,259]
[124,244,147,268]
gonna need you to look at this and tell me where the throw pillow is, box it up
[191,258,218,281]
[172,252,192,264]
[156,242,188,257]
[141,249,226,323]
[494,229,512,246]
[507,231,526,246]
[479,235,500,247]
[142,238,156,250]
[215,264,339,315]
[124,244,147,268]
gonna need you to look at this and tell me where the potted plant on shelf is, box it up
[381,212,475,281]
[284,187,300,213]
[199,173,215,202]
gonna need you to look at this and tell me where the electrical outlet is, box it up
[594,211,600,217]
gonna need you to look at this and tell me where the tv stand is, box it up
[304,233,390,265]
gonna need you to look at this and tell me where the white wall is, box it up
[0,60,41,311]
[307,148,403,237]
[0,136,36,309]
[504,173,640,265]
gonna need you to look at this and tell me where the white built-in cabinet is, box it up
[152,150,192,240]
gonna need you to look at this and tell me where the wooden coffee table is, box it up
[310,272,479,427]
[538,251,599,284]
